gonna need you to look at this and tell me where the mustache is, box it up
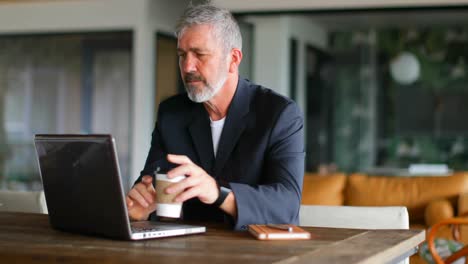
[184,72,205,82]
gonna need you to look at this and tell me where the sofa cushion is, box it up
[425,198,454,227]
[346,172,468,222]
[301,173,346,205]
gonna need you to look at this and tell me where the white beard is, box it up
[185,71,227,103]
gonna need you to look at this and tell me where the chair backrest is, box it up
[300,205,410,264]
[0,190,48,214]
[300,205,409,229]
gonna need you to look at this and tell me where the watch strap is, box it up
[213,186,232,207]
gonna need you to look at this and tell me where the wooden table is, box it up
[0,212,424,264]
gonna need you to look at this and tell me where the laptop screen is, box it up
[35,134,131,239]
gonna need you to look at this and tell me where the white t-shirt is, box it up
[210,117,226,157]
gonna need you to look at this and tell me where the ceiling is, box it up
[213,0,468,12]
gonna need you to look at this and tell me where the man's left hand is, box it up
[165,154,218,204]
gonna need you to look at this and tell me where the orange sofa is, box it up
[301,172,468,264]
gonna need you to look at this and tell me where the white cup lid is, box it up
[156,174,186,182]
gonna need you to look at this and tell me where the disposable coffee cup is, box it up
[155,173,186,218]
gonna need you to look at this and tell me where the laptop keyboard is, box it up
[130,221,165,233]
[131,226,163,233]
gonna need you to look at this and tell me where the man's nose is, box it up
[181,54,196,73]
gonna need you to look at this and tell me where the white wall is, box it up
[244,16,289,96]
[244,15,327,112]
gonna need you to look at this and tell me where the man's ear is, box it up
[228,48,243,73]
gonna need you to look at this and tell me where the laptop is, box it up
[34,134,206,240]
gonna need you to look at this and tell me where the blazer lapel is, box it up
[213,79,252,177]
[188,104,215,174]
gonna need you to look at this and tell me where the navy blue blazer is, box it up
[138,78,305,230]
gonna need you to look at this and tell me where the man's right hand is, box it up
[126,175,158,221]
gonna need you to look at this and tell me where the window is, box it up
[0,32,132,190]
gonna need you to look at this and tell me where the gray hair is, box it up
[176,3,242,53]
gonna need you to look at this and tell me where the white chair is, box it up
[0,190,48,214]
[300,205,410,264]
[300,205,409,229]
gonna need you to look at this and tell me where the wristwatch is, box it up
[213,186,232,207]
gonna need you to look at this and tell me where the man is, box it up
[126,3,304,230]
